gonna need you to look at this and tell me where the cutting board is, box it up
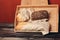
[14,5,59,32]
[14,0,59,32]
[21,0,48,6]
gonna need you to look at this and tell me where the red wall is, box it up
[0,0,21,23]
[0,0,60,23]
[49,0,60,10]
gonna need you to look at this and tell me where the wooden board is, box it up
[21,0,48,6]
[14,5,59,32]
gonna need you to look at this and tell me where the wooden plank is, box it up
[0,28,60,37]
[21,0,48,6]
[0,23,13,28]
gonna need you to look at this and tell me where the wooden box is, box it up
[14,5,59,33]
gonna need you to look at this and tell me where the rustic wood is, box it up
[21,0,48,6]
[0,28,60,38]
[14,5,59,32]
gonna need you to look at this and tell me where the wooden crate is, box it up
[21,0,48,6]
[14,5,59,32]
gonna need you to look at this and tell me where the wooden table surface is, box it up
[0,23,59,38]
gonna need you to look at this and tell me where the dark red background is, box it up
[0,0,60,23]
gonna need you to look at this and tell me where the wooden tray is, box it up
[14,5,59,32]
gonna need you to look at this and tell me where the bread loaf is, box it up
[31,10,49,21]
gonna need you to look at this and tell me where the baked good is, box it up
[17,8,30,22]
[31,10,49,21]
[16,9,50,35]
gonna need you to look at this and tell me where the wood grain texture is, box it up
[14,5,59,32]
[21,0,48,6]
